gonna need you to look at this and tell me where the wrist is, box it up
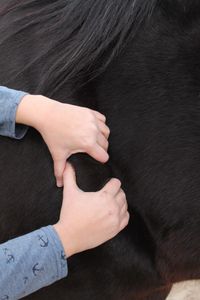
[53,223,76,258]
[15,94,56,130]
[16,94,42,127]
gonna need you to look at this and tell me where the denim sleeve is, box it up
[0,226,68,300]
[0,86,29,139]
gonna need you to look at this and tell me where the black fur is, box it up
[0,0,200,299]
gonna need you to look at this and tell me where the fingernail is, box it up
[56,181,63,188]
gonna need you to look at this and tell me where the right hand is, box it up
[53,163,129,257]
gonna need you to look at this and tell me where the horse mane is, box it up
[1,0,158,94]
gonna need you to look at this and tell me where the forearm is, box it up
[0,226,68,299]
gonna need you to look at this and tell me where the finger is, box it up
[116,190,127,209]
[54,159,66,187]
[63,162,78,191]
[97,133,109,151]
[119,212,130,231]
[88,144,109,163]
[102,178,121,195]
[98,121,110,139]
[120,201,128,216]
[93,110,106,122]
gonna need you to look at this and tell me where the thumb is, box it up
[54,159,66,187]
[63,162,78,192]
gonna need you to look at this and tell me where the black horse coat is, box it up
[0,1,200,299]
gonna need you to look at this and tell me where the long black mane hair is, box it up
[1,0,157,94]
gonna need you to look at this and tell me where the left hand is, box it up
[16,95,110,187]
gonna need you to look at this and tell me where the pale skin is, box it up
[16,95,110,187]
[54,163,129,257]
[16,94,129,256]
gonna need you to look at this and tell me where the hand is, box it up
[53,163,129,257]
[16,95,110,187]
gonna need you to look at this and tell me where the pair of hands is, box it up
[16,95,129,257]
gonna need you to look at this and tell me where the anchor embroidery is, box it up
[32,263,44,276]
[61,251,67,268]
[38,235,49,248]
[3,248,15,264]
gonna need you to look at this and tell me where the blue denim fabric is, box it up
[0,226,68,299]
[0,87,68,298]
[0,86,28,139]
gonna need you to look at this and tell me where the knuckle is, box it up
[105,140,109,149]
[99,190,108,200]
[55,174,61,181]
[113,178,121,189]
[101,113,106,120]
[119,191,126,202]
[89,111,96,122]
[84,110,96,126]
[100,189,107,195]
[99,190,111,203]
[106,127,111,136]
[120,202,127,213]
[54,169,61,178]
[122,198,128,209]
[121,190,126,198]
[82,136,95,149]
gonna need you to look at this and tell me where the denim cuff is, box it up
[41,226,68,280]
[0,86,29,139]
